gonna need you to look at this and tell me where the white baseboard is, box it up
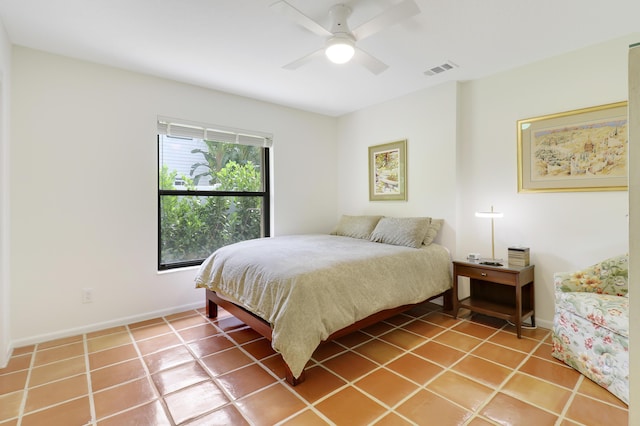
[10,302,205,349]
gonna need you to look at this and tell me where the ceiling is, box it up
[1,0,639,116]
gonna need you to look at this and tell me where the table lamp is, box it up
[475,206,503,265]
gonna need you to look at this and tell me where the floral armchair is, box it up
[551,254,629,405]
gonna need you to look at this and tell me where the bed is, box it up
[194,216,452,385]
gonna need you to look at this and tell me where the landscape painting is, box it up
[369,140,407,201]
[517,102,628,192]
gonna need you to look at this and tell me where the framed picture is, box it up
[369,140,407,201]
[517,101,628,193]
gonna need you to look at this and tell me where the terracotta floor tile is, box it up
[433,330,483,352]
[402,318,445,338]
[384,313,413,327]
[386,353,443,385]
[0,391,23,421]
[97,400,171,426]
[226,327,262,344]
[215,316,247,332]
[11,345,34,357]
[288,365,346,403]
[412,341,465,367]
[315,386,387,425]
[355,368,418,407]
[375,411,415,425]
[361,321,395,337]
[200,347,253,376]
[183,404,250,426]
[564,393,628,425]
[0,370,28,394]
[481,392,557,426]
[165,310,199,321]
[169,314,209,330]
[469,313,508,329]
[241,338,277,360]
[88,344,138,370]
[91,358,146,391]
[178,323,220,342]
[20,396,91,426]
[311,341,346,361]
[396,389,472,425]
[334,331,371,348]
[136,333,183,356]
[453,321,498,339]
[152,361,210,396]
[577,377,628,408]
[501,373,571,414]
[216,363,277,399]
[487,331,539,353]
[87,332,132,353]
[427,371,493,412]
[87,326,127,339]
[518,356,580,389]
[467,416,497,426]
[28,356,85,387]
[353,339,404,364]
[261,355,289,380]
[452,355,512,388]
[93,377,157,420]
[24,374,87,413]
[280,408,329,426]
[532,342,563,363]
[379,329,427,350]
[32,342,84,367]
[143,345,194,374]
[0,353,32,374]
[130,323,173,341]
[471,341,527,369]
[164,380,229,424]
[37,335,83,350]
[236,383,306,426]
[422,312,461,328]
[188,334,235,358]
[322,351,377,382]
[128,317,165,330]
[503,324,551,341]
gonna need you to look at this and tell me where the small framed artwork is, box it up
[517,101,628,193]
[369,140,407,201]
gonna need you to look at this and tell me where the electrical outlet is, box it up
[82,288,93,304]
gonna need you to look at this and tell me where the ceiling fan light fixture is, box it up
[325,36,355,64]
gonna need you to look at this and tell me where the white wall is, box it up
[336,81,459,253]
[455,35,636,327]
[0,18,11,367]
[628,41,639,424]
[9,47,337,345]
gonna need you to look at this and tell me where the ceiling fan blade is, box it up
[352,0,420,41]
[282,48,325,70]
[270,1,332,37]
[353,48,389,75]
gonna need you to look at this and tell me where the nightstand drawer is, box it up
[455,264,515,285]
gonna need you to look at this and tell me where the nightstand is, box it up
[452,260,535,338]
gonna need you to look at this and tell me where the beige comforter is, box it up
[195,234,452,378]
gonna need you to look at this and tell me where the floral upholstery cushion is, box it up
[555,255,628,296]
[554,292,628,337]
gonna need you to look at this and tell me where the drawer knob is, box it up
[481,272,487,277]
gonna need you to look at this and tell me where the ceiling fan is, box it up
[271,0,420,75]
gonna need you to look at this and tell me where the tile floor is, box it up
[0,303,628,425]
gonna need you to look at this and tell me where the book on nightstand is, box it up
[508,247,530,267]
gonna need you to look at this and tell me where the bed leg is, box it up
[285,366,306,386]
[442,288,454,313]
[205,290,219,319]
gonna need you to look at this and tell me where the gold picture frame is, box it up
[517,101,628,193]
[369,140,407,201]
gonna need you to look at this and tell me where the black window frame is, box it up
[157,138,270,271]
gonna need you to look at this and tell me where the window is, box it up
[157,118,271,270]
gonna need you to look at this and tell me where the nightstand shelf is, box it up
[452,260,535,338]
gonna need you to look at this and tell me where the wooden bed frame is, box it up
[205,288,453,386]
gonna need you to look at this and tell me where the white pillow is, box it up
[331,215,383,239]
[370,217,431,248]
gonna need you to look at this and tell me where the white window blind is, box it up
[157,117,273,148]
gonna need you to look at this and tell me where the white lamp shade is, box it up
[325,36,355,64]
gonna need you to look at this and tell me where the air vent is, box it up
[423,60,458,76]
